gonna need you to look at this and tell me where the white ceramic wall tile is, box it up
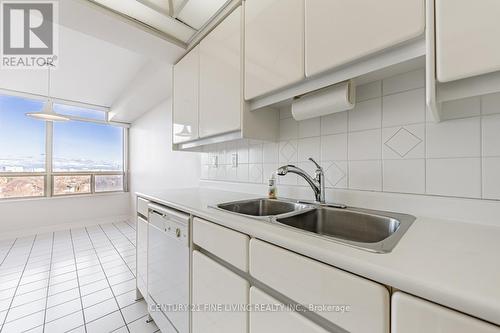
[321,134,348,161]
[383,159,425,194]
[440,96,481,120]
[236,164,249,182]
[321,161,348,188]
[426,158,481,198]
[482,114,500,157]
[279,140,298,164]
[298,137,321,162]
[482,157,500,200]
[426,117,481,158]
[348,160,382,191]
[383,124,424,159]
[348,98,382,132]
[348,129,381,161]
[226,165,237,182]
[481,92,500,115]
[320,111,348,135]
[382,69,425,95]
[263,142,279,163]
[249,164,264,184]
[356,81,382,102]
[279,118,299,140]
[382,88,425,127]
[237,141,249,164]
[249,144,263,164]
[201,69,500,201]
[298,118,321,138]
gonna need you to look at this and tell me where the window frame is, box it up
[0,91,129,200]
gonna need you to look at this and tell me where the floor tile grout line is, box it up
[99,225,136,278]
[110,223,136,249]
[0,238,18,268]
[112,222,136,243]
[42,232,55,333]
[69,229,89,333]
[0,235,37,332]
[83,226,130,333]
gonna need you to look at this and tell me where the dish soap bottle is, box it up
[268,173,277,199]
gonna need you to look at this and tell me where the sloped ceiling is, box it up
[0,0,185,122]
[89,0,230,43]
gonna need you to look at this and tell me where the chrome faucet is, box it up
[277,158,326,203]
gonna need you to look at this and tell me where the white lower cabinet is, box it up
[392,292,500,333]
[249,239,390,333]
[249,287,328,333]
[192,251,249,333]
[136,216,148,299]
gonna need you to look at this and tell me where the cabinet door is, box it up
[436,0,500,82]
[249,239,389,333]
[199,6,242,138]
[244,0,304,100]
[136,216,148,299]
[305,0,425,77]
[249,287,328,333]
[193,218,249,271]
[173,45,199,143]
[392,292,500,333]
[192,251,248,333]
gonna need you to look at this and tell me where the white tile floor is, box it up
[0,221,159,333]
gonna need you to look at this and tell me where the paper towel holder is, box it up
[291,80,356,121]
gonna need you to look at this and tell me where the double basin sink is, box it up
[215,199,415,253]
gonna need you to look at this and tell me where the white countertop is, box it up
[137,188,500,327]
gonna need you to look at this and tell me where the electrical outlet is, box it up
[231,153,238,167]
[210,155,218,167]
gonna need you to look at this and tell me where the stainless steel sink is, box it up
[215,198,313,218]
[212,198,415,253]
[275,206,415,253]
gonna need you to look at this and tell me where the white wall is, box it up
[129,99,200,213]
[0,193,130,239]
[199,69,500,226]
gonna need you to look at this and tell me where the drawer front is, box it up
[193,218,249,271]
[392,292,500,333]
[249,239,389,333]
[192,251,249,333]
[250,287,329,333]
[137,197,150,217]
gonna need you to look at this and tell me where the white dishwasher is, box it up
[148,203,190,333]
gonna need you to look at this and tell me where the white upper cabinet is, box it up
[436,0,500,82]
[173,45,199,144]
[244,0,305,100]
[392,292,500,333]
[199,6,243,138]
[305,0,425,77]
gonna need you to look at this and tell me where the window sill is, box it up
[0,191,129,204]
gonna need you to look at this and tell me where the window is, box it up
[53,121,123,172]
[0,95,46,172]
[0,93,127,199]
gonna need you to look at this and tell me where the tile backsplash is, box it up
[200,69,500,201]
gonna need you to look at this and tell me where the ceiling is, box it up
[89,0,230,43]
[0,0,187,122]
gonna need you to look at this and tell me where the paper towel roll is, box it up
[291,81,356,121]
